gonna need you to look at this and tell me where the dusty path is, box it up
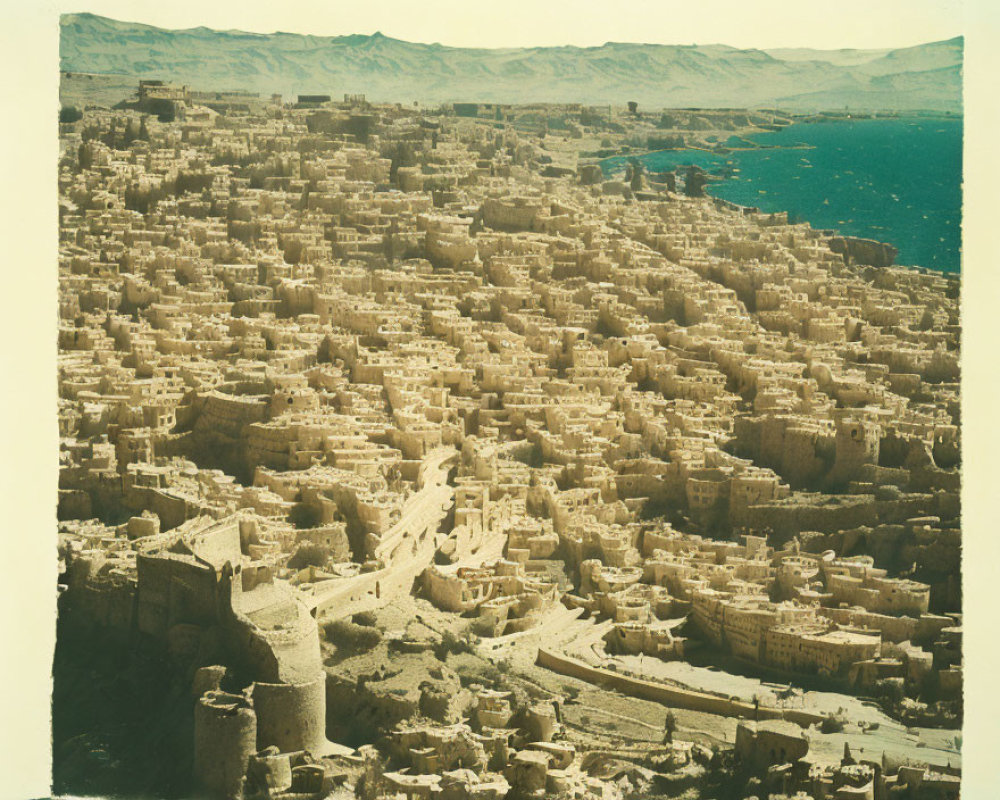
[308,447,457,618]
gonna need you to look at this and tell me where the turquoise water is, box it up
[601,118,962,272]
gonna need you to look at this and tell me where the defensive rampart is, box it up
[535,648,825,728]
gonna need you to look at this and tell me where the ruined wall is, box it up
[136,554,219,638]
[223,582,322,685]
[744,494,880,541]
[535,648,824,727]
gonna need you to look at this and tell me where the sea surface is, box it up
[601,118,962,272]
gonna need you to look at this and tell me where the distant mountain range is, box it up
[60,13,962,112]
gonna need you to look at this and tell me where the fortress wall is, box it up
[535,648,824,728]
[756,416,788,470]
[193,691,257,800]
[189,522,242,566]
[136,554,218,638]
[70,581,137,632]
[781,427,830,489]
[482,199,541,232]
[744,496,879,540]
[223,579,322,685]
[58,488,93,519]
[263,625,323,685]
[195,392,269,439]
[220,611,283,685]
[252,674,327,754]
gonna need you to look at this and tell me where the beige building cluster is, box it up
[57,86,961,799]
[734,720,959,800]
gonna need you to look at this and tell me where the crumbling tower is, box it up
[194,690,257,800]
[828,415,881,488]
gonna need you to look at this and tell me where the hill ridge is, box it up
[60,13,962,111]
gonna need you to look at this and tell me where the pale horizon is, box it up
[59,0,967,52]
[64,10,963,53]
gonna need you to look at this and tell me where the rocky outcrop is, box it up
[684,166,709,198]
[577,164,604,185]
[828,236,899,268]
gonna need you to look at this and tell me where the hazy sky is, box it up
[56,0,969,50]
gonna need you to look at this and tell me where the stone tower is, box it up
[194,690,257,800]
[829,416,880,487]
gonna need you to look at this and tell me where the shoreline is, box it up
[596,116,962,274]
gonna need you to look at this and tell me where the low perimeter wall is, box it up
[536,648,825,729]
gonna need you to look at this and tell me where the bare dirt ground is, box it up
[328,596,961,773]
[61,72,137,108]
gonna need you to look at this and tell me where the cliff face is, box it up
[60,13,963,112]
[828,236,899,268]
